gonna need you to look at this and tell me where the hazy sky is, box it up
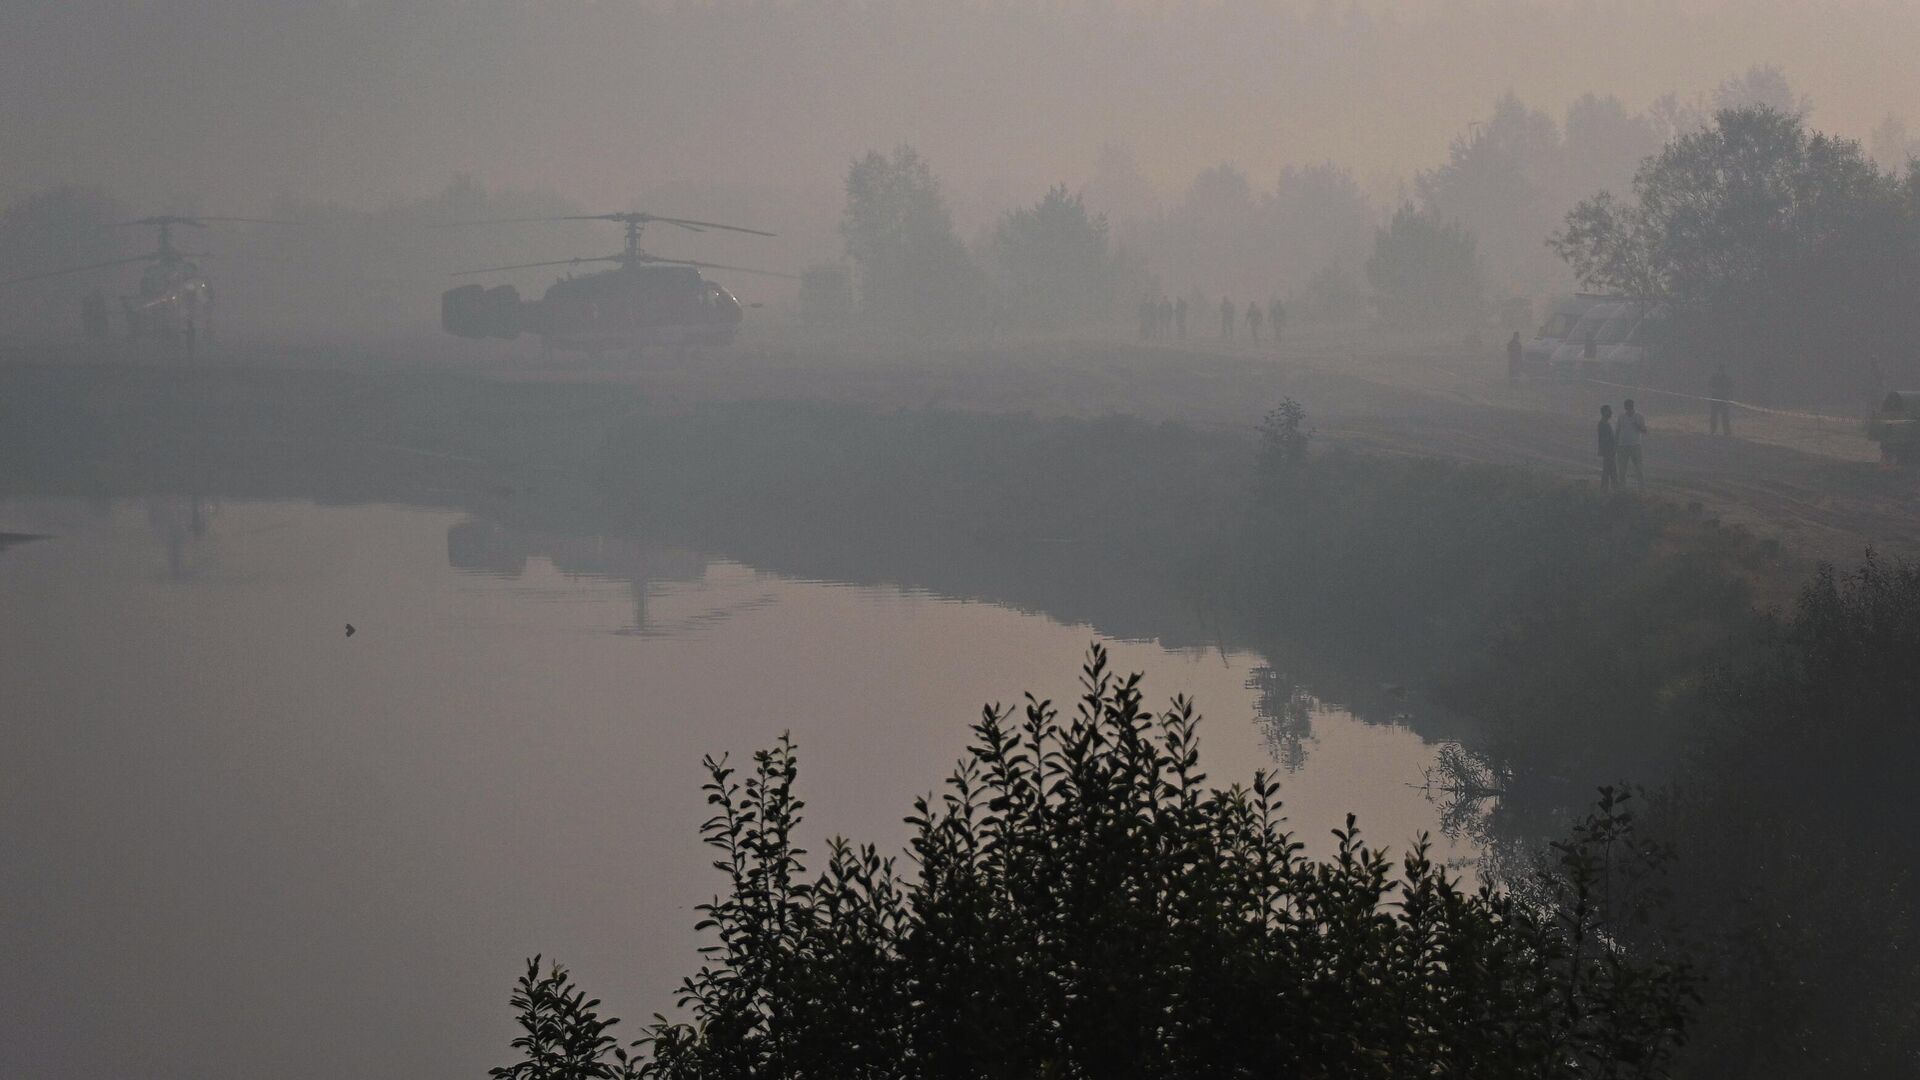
[6,0,1919,230]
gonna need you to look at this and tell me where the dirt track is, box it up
[592,326,1919,563]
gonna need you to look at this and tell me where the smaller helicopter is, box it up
[0,215,290,349]
[440,211,794,357]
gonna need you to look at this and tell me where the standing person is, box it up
[1506,331,1523,384]
[1616,398,1647,487]
[1174,297,1187,339]
[1708,364,1733,436]
[1158,297,1175,339]
[1139,293,1157,340]
[1268,297,1286,340]
[1246,300,1263,344]
[1220,296,1235,340]
[1597,404,1618,492]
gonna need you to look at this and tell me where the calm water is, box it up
[1,497,1470,1080]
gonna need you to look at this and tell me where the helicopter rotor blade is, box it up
[184,217,303,225]
[0,252,158,288]
[646,216,775,237]
[104,215,301,228]
[644,257,798,280]
[450,255,623,276]
[553,212,775,237]
[189,251,305,264]
[104,216,206,229]
[426,216,590,229]
[430,212,774,237]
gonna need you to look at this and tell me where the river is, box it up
[1,494,1471,1080]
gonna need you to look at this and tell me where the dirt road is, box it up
[596,326,1916,562]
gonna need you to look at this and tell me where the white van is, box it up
[1548,300,1667,378]
[1521,294,1609,374]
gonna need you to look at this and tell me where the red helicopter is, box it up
[440,211,793,358]
[0,215,288,349]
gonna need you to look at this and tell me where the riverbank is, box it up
[0,364,1796,802]
[11,361,1894,1074]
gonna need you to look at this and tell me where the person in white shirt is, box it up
[1616,398,1647,487]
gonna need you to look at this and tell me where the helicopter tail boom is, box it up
[441,283,524,339]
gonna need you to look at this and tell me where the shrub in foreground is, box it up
[493,647,1693,1079]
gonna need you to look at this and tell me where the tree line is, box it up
[831,64,1914,343]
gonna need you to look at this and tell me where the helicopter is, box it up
[440,211,794,357]
[0,215,289,349]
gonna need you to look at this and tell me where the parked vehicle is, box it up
[1520,293,1608,375]
[1548,299,1668,379]
[1868,391,1920,465]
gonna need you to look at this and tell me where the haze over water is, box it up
[0,497,1465,1080]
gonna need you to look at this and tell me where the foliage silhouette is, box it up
[1641,555,1920,1077]
[1553,106,1920,402]
[498,647,1694,1079]
[987,183,1118,329]
[841,145,986,333]
[490,957,637,1080]
[1366,204,1485,327]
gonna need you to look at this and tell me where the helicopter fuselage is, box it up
[123,260,210,341]
[443,264,742,353]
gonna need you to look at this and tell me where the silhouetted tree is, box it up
[1295,263,1369,322]
[1417,93,1566,295]
[1553,107,1920,400]
[1709,64,1811,118]
[1563,94,1662,206]
[840,144,985,333]
[1271,162,1377,296]
[988,184,1117,328]
[1367,204,1485,326]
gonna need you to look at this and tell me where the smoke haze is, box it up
[8,1,1920,220]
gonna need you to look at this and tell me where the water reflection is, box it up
[144,494,215,579]
[0,495,1474,1080]
[1248,663,1317,772]
[443,518,792,638]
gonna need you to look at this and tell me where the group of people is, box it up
[1595,399,1649,491]
[1138,292,1287,344]
[1594,364,1743,489]
[1137,294,1188,340]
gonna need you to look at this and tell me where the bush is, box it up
[493,648,1695,1079]
[1644,556,1920,1077]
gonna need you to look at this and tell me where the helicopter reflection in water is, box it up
[144,494,216,580]
[447,517,780,636]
